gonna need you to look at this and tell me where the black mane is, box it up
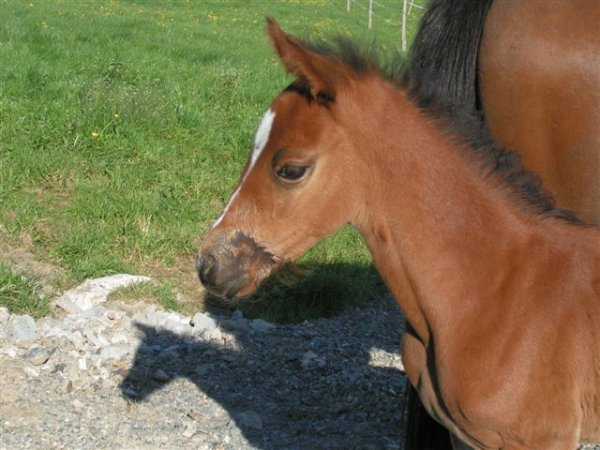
[295,22,581,224]
[403,0,493,111]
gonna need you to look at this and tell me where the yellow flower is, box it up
[91,132,99,138]
[113,113,119,119]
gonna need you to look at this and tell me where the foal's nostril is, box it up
[197,252,217,286]
[195,255,204,274]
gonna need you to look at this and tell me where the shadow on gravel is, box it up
[119,295,412,449]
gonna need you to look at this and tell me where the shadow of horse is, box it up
[119,296,411,449]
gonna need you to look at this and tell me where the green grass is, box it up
[0,266,50,318]
[0,0,424,321]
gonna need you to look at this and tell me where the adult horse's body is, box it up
[197,18,600,449]
[404,1,600,446]
[407,0,600,225]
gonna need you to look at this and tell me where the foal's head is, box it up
[197,19,372,298]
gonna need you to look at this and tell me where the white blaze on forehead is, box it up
[250,108,276,171]
[212,108,276,229]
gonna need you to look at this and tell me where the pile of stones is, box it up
[0,274,274,396]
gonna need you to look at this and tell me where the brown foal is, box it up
[197,19,600,449]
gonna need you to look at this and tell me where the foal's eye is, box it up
[276,164,307,181]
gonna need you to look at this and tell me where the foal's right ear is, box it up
[266,17,345,104]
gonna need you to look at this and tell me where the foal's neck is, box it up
[352,82,549,342]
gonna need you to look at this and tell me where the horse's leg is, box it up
[402,327,454,450]
[404,383,454,450]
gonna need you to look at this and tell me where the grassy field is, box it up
[0,0,424,322]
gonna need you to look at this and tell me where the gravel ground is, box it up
[1,274,598,450]
[1,275,409,450]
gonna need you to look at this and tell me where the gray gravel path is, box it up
[1,274,598,450]
[1,275,409,450]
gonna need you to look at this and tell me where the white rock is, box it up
[0,307,10,324]
[78,357,87,371]
[99,344,130,360]
[54,297,82,314]
[61,359,81,383]
[66,330,86,350]
[1,345,17,358]
[182,421,197,438]
[82,329,110,348]
[41,325,69,340]
[78,306,109,324]
[117,315,132,329]
[236,411,263,430]
[301,350,326,370]
[205,328,223,342]
[24,346,54,366]
[23,366,40,377]
[143,304,158,315]
[72,399,84,410]
[162,313,190,334]
[145,311,171,328]
[36,317,63,335]
[105,310,119,321]
[108,332,129,345]
[9,314,36,343]
[55,274,152,313]
[191,312,217,333]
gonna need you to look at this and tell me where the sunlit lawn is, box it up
[0,0,424,322]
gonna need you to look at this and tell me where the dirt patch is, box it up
[0,229,207,316]
[135,255,209,315]
[0,235,68,298]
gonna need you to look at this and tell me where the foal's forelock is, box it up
[212,108,277,230]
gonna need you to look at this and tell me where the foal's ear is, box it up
[266,17,344,104]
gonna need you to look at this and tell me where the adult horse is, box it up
[197,17,600,449]
[406,0,600,225]
[405,2,600,446]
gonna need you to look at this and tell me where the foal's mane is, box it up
[296,37,582,224]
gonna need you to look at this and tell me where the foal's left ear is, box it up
[266,17,345,104]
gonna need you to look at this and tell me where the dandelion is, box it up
[113,113,119,119]
[91,132,99,138]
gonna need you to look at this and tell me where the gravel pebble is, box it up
[0,306,10,324]
[237,411,263,431]
[23,346,54,366]
[249,319,275,333]
[8,314,36,343]
[191,312,218,332]
[152,369,170,382]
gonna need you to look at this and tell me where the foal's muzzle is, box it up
[197,230,277,299]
